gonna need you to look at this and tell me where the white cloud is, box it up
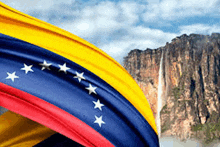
[118,1,144,25]
[100,26,177,63]
[1,0,72,13]
[127,26,176,41]
[143,0,220,22]
[94,1,119,18]
[179,24,220,35]
[50,0,179,64]
[147,0,160,4]
[55,1,178,63]
[3,0,220,65]
[60,20,96,38]
[58,1,122,38]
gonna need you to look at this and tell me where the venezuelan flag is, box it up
[0,2,159,147]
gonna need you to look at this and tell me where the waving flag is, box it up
[0,110,56,146]
[0,110,85,146]
[0,2,159,147]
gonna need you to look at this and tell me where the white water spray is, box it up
[157,52,163,138]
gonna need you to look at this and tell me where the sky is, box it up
[1,1,220,146]
[2,0,220,64]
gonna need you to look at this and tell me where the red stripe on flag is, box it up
[0,82,114,147]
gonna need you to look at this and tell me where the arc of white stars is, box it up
[58,63,70,73]
[39,60,52,70]
[86,84,97,95]
[21,63,34,74]
[6,72,19,82]
[93,99,104,111]
[74,72,85,82]
[94,115,105,127]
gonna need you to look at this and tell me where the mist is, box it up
[160,137,220,147]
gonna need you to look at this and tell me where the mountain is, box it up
[123,33,220,144]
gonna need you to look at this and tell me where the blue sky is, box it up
[2,0,220,64]
[2,1,220,146]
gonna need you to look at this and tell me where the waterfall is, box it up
[157,52,163,138]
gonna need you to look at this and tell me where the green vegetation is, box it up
[191,113,220,144]
[161,104,170,114]
[171,85,186,119]
[161,121,170,133]
[203,99,209,105]
[172,87,181,100]
[161,104,171,133]
[191,124,203,131]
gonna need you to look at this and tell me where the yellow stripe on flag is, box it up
[0,2,157,133]
[0,111,56,147]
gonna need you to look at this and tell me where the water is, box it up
[157,52,163,137]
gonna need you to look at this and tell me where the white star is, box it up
[58,63,70,73]
[39,60,52,70]
[93,99,104,111]
[21,63,34,74]
[85,84,97,95]
[94,115,105,127]
[6,72,19,82]
[74,72,85,82]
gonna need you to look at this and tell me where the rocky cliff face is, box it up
[124,33,220,144]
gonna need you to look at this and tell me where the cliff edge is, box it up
[124,33,220,143]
